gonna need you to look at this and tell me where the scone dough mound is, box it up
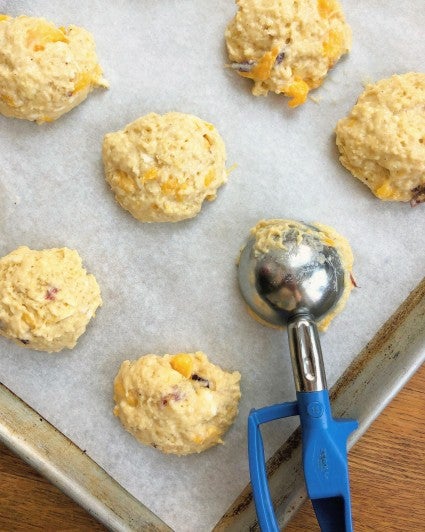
[225,0,351,107]
[113,352,241,455]
[0,246,102,352]
[103,112,227,222]
[0,15,108,123]
[249,219,354,331]
[336,73,425,204]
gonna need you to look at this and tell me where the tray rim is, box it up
[1,276,424,532]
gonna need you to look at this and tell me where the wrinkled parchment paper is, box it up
[0,1,424,530]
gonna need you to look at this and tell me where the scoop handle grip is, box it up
[248,401,299,532]
[248,394,357,532]
[297,390,358,532]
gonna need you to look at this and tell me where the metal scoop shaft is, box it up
[288,314,327,392]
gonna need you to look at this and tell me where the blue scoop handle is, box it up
[248,389,358,532]
[248,401,299,532]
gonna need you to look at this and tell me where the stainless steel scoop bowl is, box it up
[239,220,357,532]
[238,221,345,328]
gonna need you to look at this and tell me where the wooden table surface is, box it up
[1,364,424,531]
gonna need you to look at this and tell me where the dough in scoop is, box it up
[248,219,354,331]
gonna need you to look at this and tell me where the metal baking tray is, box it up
[1,1,425,529]
[2,277,424,531]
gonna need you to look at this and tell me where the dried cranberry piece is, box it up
[275,51,285,65]
[160,388,184,407]
[45,287,59,301]
[191,374,210,388]
[410,184,425,207]
[350,273,359,288]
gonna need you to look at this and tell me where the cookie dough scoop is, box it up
[238,220,358,532]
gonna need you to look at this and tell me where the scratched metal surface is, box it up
[0,386,171,532]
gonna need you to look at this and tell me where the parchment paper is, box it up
[0,1,424,530]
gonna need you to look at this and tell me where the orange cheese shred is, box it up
[239,47,280,82]
[284,78,310,108]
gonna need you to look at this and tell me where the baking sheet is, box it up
[0,1,424,531]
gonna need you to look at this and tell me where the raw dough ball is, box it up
[249,219,354,331]
[0,246,102,352]
[225,0,351,107]
[103,112,227,222]
[336,73,425,204]
[113,352,241,455]
[0,14,108,123]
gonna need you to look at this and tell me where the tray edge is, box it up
[0,384,172,532]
